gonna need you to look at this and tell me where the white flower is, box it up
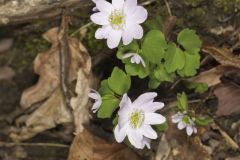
[123,53,146,67]
[92,0,99,11]
[88,89,102,113]
[171,112,197,136]
[114,92,166,149]
[90,0,148,49]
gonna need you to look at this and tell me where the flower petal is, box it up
[107,29,122,49]
[141,137,151,149]
[177,121,186,130]
[124,0,137,15]
[133,92,157,107]
[96,0,113,13]
[133,56,141,64]
[141,102,164,112]
[145,113,166,125]
[92,101,101,113]
[140,58,146,67]
[95,26,111,39]
[119,93,132,108]
[131,6,148,23]
[118,94,132,128]
[132,24,143,39]
[127,129,143,149]
[193,127,197,134]
[114,124,128,142]
[186,126,193,136]
[90,12,109,25]
[140,125,157,139]
[171,112,184,123]
[122,53,135,59]
[112,0,124,8]
[122,30,134,45]
[88,92,98,100]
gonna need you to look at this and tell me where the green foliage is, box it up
[177,92,188,112]
[185,81,208,93]
[154,64,176,82]
[95,27,203,123]
[144,16,164,30]
[98,80,114,95]
[97,95,120,118]
[112,116,118,126]
[154,122,168,132]
[116,28,202,89]
[125,63,149,79]
[142,30,168,64]
[117,41,149,78]
[117,41,139,59]
[194,117,212,126]
[177,29,202,54]
[148,76,161,89]
[164,43,185,73]
[177,52,200,77]
[108,67,131,95]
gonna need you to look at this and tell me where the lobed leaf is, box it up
[177,29,202,54]
[108,67,131,95]
[142,30,168,64]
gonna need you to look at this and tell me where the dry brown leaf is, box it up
[202,44,240,69]
[11,27,92,141]
[68,129,141,160]
[70,48,92,133]
[155,134,171,160]
[10,88,72,141]
[214,84,240,116]
[190,66,240,87]
[20,27,83,109]
[0,66,15,81]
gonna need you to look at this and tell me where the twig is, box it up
[141,0,157,6]
[211,122,239,150]
[0,141,69,148]
[163,16,177,40]
[170,78,181,90]
[164,0,172,16]
[71,22,93,37]
[58,10,72,111]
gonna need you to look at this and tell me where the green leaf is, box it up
[148,77,161,89]
[194,117,212,126]
[154,122,168,132]
[177,52,200,77]
[108,67,131,95]
[164,43,185,73]
[177,29,202,54]
[112,116,118,126]
[154,64,176,82]
[125,63,149,79]
[98,80,114,95]
[142,30,168,64]
[144,16,163,30]
[177,92,188,112]
[117,40,139,60]
[185,81,208,93]
[97,95,120,118]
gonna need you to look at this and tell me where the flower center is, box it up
[109,9,125,30]
[182,116,190,124]
[129,109,145,129]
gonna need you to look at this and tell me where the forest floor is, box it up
[0,0,240,160]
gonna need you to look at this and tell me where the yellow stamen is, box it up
[109,9,125,30]
[130,109,145,129]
